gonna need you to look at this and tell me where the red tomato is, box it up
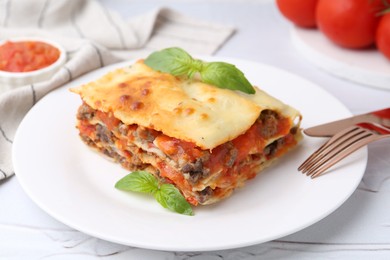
[376,13,390,60]
[276,0,319,28]
[316,0,385,49]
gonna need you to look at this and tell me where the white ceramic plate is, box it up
[13,58,367,252]
[291,26,390,90]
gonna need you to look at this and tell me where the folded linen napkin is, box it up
[0,0,234,180]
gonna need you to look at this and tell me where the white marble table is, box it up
[1,1,390,259]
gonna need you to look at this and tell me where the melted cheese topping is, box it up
[71,60,301,150]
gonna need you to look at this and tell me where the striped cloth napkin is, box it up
[0,0,234,180]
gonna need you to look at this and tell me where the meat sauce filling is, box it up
[77,102,297,205]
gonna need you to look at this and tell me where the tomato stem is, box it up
[377,0,390,16]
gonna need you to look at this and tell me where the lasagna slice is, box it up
[71,60,302,206]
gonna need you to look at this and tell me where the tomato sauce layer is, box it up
[80,104,297,204]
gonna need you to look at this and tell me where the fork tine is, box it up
[298,126,364,173]
[299,122,390,179]
[310,134,377,178]
[298,127,354,171]
[304,128,371,176]
[298,141,329,171]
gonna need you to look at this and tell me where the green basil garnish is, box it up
[115,171,193,216]
[145,47,255,94]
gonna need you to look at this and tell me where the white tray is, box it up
[291,26,390,90]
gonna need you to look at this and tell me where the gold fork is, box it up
[298,122,390,178]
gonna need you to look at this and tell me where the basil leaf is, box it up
[115,171,193,215]
[200,62,255,94]
[115,171,158,194]
[145,47,255,94]
[154,184,194,216]
[144,47,194,76]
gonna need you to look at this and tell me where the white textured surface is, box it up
[2,0,390,259]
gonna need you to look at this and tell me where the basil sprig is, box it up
[115,171,193,216]
[145,47,256,94]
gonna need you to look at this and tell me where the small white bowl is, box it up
[0,37,66,94]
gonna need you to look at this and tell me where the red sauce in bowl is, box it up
[0,41,60,73]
